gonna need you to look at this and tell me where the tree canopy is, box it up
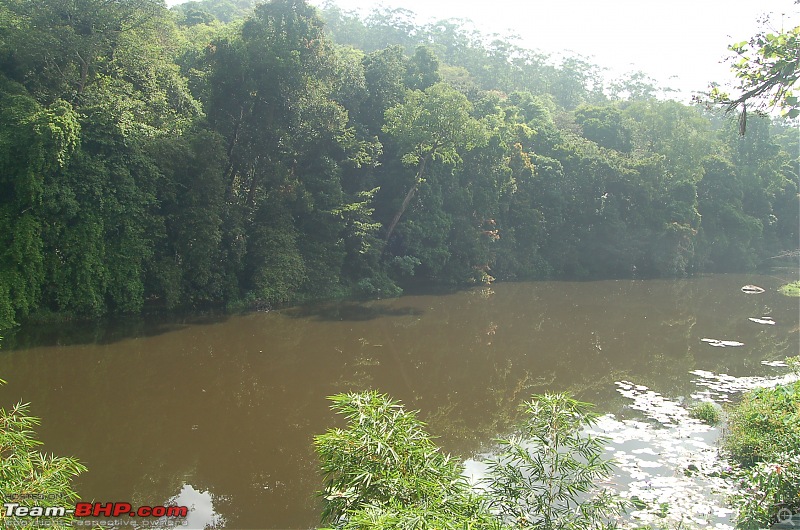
[0,0,797,330]
[710,23,800,133]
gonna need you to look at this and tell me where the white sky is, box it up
[170,0,799,100]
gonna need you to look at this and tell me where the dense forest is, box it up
[0,0,797,330]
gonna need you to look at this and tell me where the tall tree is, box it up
[2,0,169,102]
[0,79,79,328]
[381,82,486,245]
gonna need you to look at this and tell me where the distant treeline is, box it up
[0,0,797,329]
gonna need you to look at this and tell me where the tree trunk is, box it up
[224,107,244,201]
[384,155,428,244]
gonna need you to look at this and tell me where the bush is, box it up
[731,454,800,530]
[778,281,800,297]
[314,391,499,529]
[0,383,86,529]
[314,391,625,529]
[787,355,799,376]
[724,381,800,466]
[486,393,627,529]
[724,379,800,529]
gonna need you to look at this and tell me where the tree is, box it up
[207,0,385,305]
[147,129,230,308]
[360,45,408,134]
[1,0,170,102]
[0,78,80,328]
[381,82,485,245]
[710,24,800,134]
[574,104,632,153]
[697,155,763,270]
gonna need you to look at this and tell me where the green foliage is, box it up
[574,104,633,152]
[487,393,627,529]
[711,25,800,128]
[315,392,625,530]
[688,401,721,425]
[381,82,486,246]
[314,391,499,529]
[0,78,80,329]
[0,384,86,528]
[731,455,800,530]
[173,0,258,24]
[148,129,230,307]
[724,381,800,529]
[384,83,486,167]
[0,0,797,327]
[778,281,800,297]
[787,356,800,376]
[724,381,800,467]
[696,155,763,271]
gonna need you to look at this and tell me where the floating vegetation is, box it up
[748,316,776,325]
[689,401,722,425]
[762,360,788,367]
[700,338,744,347]
[591,365,799,528]
[461,364,798,528]
[740,284,765,294]
[689,369,798,403]
[778,281,800,297]
[588,405,735,527]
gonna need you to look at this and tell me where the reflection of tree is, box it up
[1,274,798,526]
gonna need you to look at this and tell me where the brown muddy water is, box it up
[1,274,798,528]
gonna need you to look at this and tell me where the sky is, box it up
[170,0,799,101]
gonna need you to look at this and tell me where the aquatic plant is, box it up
[688,401,721,425]
[778,281,800,297]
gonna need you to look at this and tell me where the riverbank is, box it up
[595,363,799,529]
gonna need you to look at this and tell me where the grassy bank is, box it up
[724,358,800,529]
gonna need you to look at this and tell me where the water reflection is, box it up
[168,484,224,529]
[0,274,797,527]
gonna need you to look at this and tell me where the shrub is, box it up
[724,380,800,529]
[787,355,800,376]
[315,391,626,529]
[314,391,499,529]
[486,393,627,529]
[0,383,86,529]
[731,454,800,530]
[778,281,800,297]
[723,381,800,466]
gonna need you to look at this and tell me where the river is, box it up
[0,273,797,528]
